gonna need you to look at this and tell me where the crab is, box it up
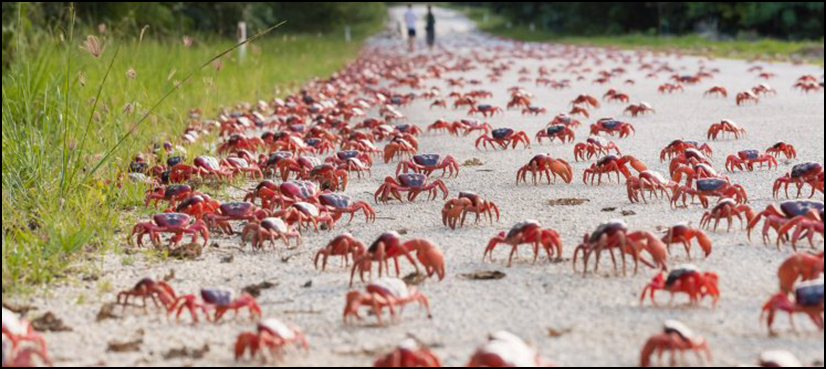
[175,194,221,220]
[475,128,530,150]
[521,106,547,116]
[668,149,714,180]
[217,134,265,155]
[173,288,262,324]
[326,150,374,168]
[343,278,432,325]
[704,86,728,98]
[574,137,621,161]
[707,119,746,140]
[205,202,270,235]
[373,339,441,367]
[626,171,678,204]
[426,119,458,135]
[766,142,797,159]
[661,224,713,260]
[570,94,600,109]
[221,156,263,179]
[535,125,575,144]
[234,319,309,362]
[275,156,322,181]
[736,91,760,105]
[583,155,647,185]
[460,120,494,137]
[130,213,209,248]
[604,89,630,103]
[2,309,49,366]
[725,150,778,172]
[115,278,178,312]
[484,221,563,267]
[383,138,417,164]
[145,184,195,210]
[260,151,294,177]
[761,279,824,335]
[349,232,420,286]
[442,192,500,230]
[467,331,553,367]
[549,114,582,128]
[777,206,824,250]
[374,174,448,204]
[315,233,366,271]
[590,118,635,138]
[276,180,323,208]
[671,178,748,209]
[757,351,803,367]
[574,220,663,277]
[641,265,720,307]
[516,154,574,185]
[240,218,301,250]
[307,164,349,192]
[747,200,824,250]
[700,198,755,232]
[624,102,655,117]
[639,321,711,367]
[396,154,459,178]
[318,193,376,224]
[778,252,824,295]
[170,156,233,182]
[660,140,713,162]
[2,343,51,367]
[773,162,823,199]
[468,104,503,117]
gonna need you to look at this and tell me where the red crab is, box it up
[234,319,309,362]
[115,278,178,312]
[175,194,221,220]
[220,156,263,179]
[535,125,575,144]
[308,164,349,192]
[326,150,374,168]
[747,200,824,250]
[131,213,209,248]
[725,150,778,172]
[777,206,824,250]
[570,94,600,109]
[383,138,417,164]
[516,154,573,185]
[217,134,265,155]
[574,137,621,161]
[442,192,500,230]
[549,114,582,128]
[671,178,748,209]
[583,155,647,185]
[521,106,547,116]
[276,202,335,232]
[174,288,262,323]
[484,220,563,267]
[2,308,50,366]
[467,331,553,367]
[604,89,630,103]
[640,321,711,367]
[573,220,653,277]
[626,171,677,204]
[624,102,655,117]
[736,91,760,105]
[349,232,420,285]
[777,252,824,295]
[704,86,728,98]
[640,265,720,307]
[374,340,441,367]
[145,184,195,210]
[708,119,746,141]
[661,224,713,260]
[318,193,376,224]
[315,233,366,271]
[374,174,448,204]
[660,140,713,162]
[475,128,530,150]
[276,156,322,181]
[766,142,797,159]
[343,278,432,325]
[773,162,823,199]
[171,156,233,182]
[205,202,270,235]
[590,118,635,138]
[671,163,726,187]
[468,104,503,117]
[669,149,714,179]
[700,199,755,232]
[426,119,458,135]
[396,154,459,178]
[240,218,301,250]
[761,279,824,335]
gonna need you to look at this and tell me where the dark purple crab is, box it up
[573,220,639,276]
[374,173,449,204]
[475,128,531,150]
[144,184,194,210]
[205,202,270,235]
[262,151,294,175]
[396,154,460,178]
[319,193,376,224]
[130,213,209,248]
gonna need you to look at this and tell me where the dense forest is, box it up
[456,2,824,40]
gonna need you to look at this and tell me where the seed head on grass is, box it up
[183,35,194,48]
[80,35,104,58]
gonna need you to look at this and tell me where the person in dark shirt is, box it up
[425,6,436,50]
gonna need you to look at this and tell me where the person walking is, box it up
[425,5,436,50]
[404,4,417,52]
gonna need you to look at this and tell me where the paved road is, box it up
[21,6,824,367]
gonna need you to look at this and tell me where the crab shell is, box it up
[164,184,192,199]
[413,154,442,167]
[260,218,289,234]
[589,220,628,243]
[153,213,193,228]
[367,278,410,299]
[780,200,824,218]
[258,318,298,341]
[505,220,541,242]
[663,320,697,342]
[759,351,803,367]
[369,232,402,253]
[281,181,318,199]
[220,202,256,217]
[791,162,822,178]
[195,156,222,171]
[292,202,321,217]
[2,308,28,337]
[491,128,514,140]
[398,173,428,188]
[794,278,824,307]
[338,151,362,161]
[665,265,700,287]
[266,152,294,167]
[319,193,353,209]
[695,178,728,192]
[474,331,543,367]
[201,287,235,307]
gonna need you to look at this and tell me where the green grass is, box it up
[461,6,824,65]
[2,9,384,293]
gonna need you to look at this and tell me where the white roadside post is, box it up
[238,21,247,63]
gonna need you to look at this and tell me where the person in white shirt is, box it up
[404,4,417,52]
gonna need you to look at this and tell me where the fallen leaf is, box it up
[243,281,277,298]
[601,207,616,212]
[169,243,202,260]
[221,254,235,264]
[403,272,427,286]
[463,158,484,167]
[397,229,409,235]
[302,281,313,289]
[96,303,121,322]
[459,271,506,281]
[162,269,176,282]
[621,210,637,216]
[107,339,142,353]
[549,198,590,206]
[2,302,37,315]
[163,344,210,360]
[31,313,72,333]
[547,327,573,338]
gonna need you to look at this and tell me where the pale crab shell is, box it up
[260,318,297,341]
[1,308,27,336]
[759,350,802,367]
[663,320,697,342]
[479,331,542,367]
[369,278,410,299]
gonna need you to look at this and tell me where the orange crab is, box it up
[641,265,720,307]
[640,321,711,367]
[517,154,573,185]
[442,192,500,230]
[484,220,563,267]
